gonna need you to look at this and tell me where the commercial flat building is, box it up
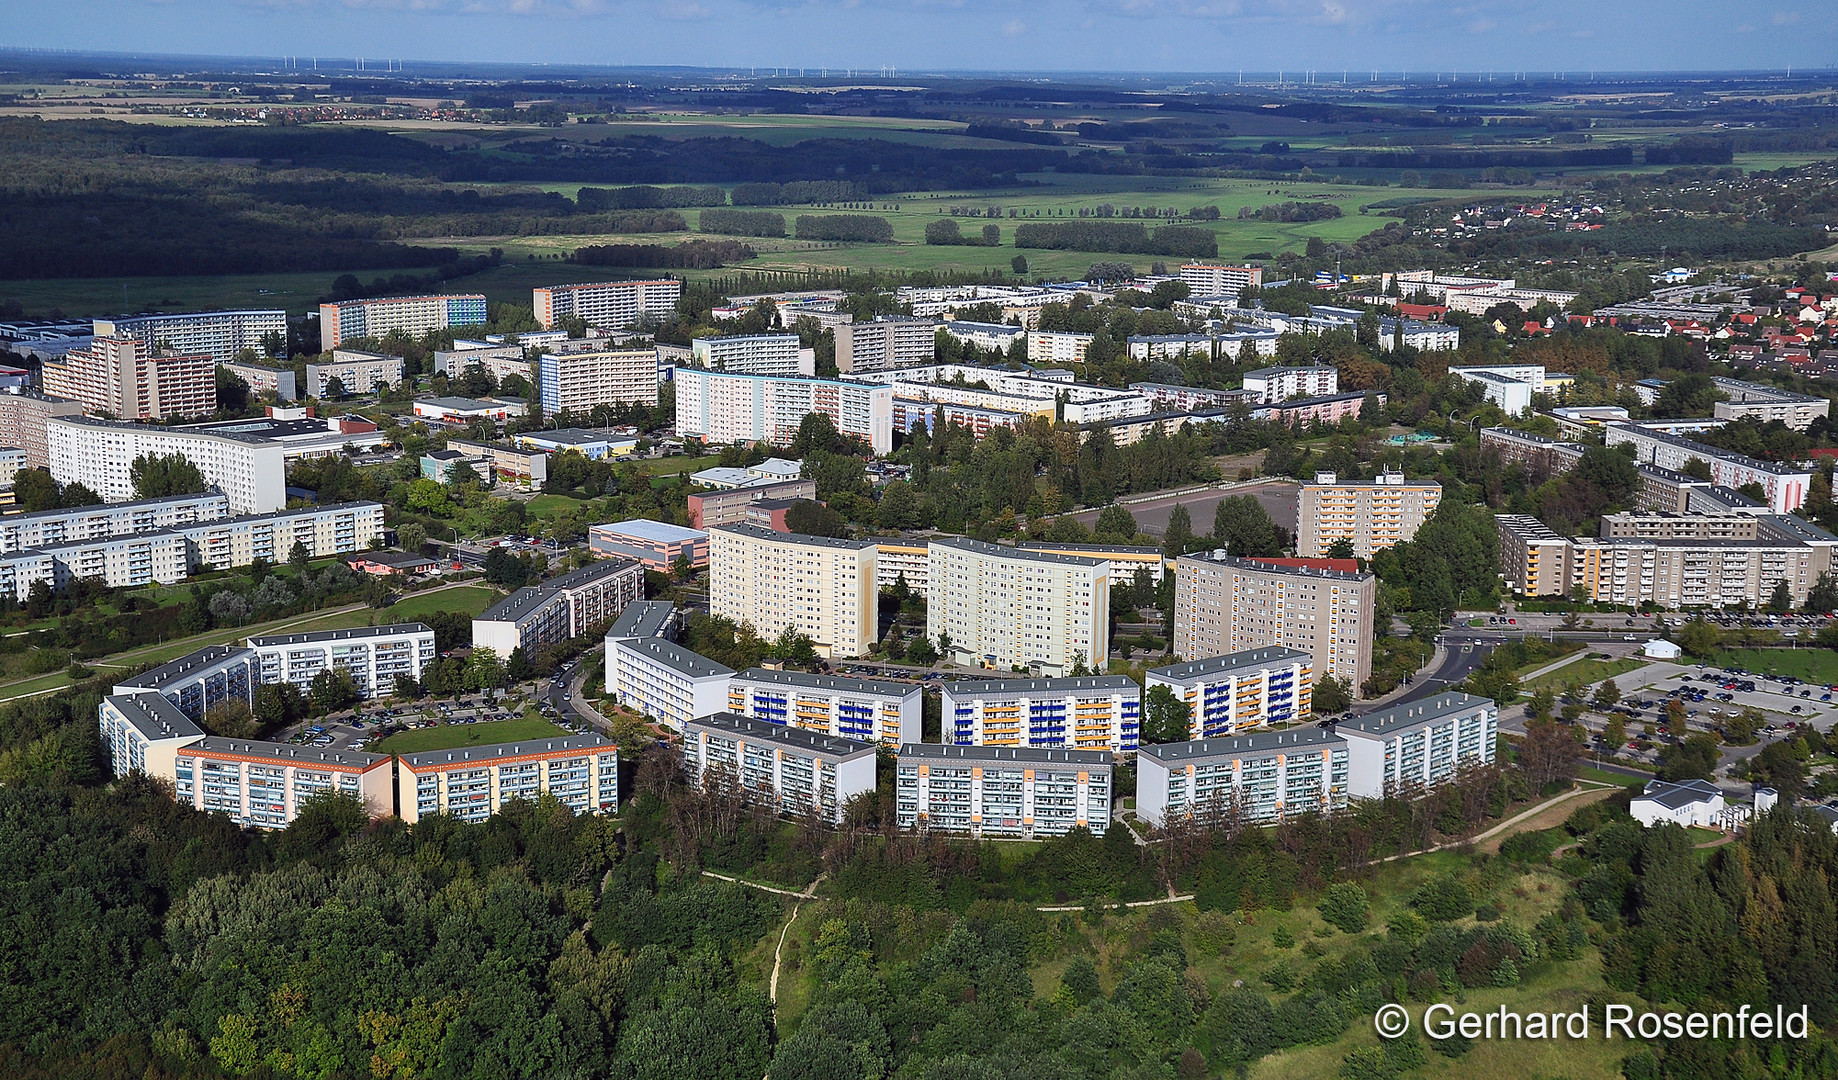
[93,310,287,365]
[1173,551,1375,690]
[41,335,215,420]
[1296,472,1443,558]
[398,734,619,823]
[535,348,659,414]
[928,538,1108,677]
[895,744,1112,838]
[728,668,920,744]
[1242,365,1338,405]
[113,644,258,722]
[691,334,808,376]
[1017,541,1166,586]
[708,524,876,659]
[1338,693,1498,796]
[1029,330,1094,366]
[686,477,818,529]
[0,390,83,469]
[604,636,734,730]
[1604,422,1811,513]
[318,294,488,349]
[683,712,875,824]
[221,361,298,402]
[533,280,682,330]
[874,537,930,598]
[178,738,394,829]
[940,675,1140,753]
[589,519,709,571]
[835,316,938,373]
[1180,264,1263,294]
[1710,377,1830,431]
[47,416,287,513]
[0,492,226,553]
[100,691,205,780]
[1137,727,1349,826]
[1479,427,1589,474]
[247,623,437,698]
[516,429,637,460]
[472,558,644,657]
[305,350,404,398]
[412,396,527,424]
[1145,647,1312,739]
[674,368,894,455]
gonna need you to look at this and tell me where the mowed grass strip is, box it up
[1710,648,1838,685]
[374,715,567,754]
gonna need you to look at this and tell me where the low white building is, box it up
[1336,693,1498,797]
[895,743,1112,838]
[1643,639,1683,660]
[682,712,877,825]
[604,636,734,731]
[1630,778,1726,829]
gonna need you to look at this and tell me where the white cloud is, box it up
[1002,16,1026,34]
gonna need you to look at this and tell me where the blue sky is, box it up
[10,1,1836,75]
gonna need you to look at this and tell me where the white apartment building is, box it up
[247,623,438,698]
[1146,646,1313,740]
[0,492,226,553]
[48,416,287,513]
[927,538,1108,677]
[674,368,895,456]
[939,675,1141,753]
[1173,552,1375,690]
[604,636,734,731]
[94,310,287,365]
[1136,727,1349,827]
[942,321,1027,353]
[1179,264,1264,294]
[318,294,488,348]
[397,734,619,824]
[1061,392,1153,424]
[683,712,876,824]
[1441,287,1579,316]
[728,667,922,744]
[1454,369,1534,414]
[1130,383,1248,413]
[534,280,682,330]
[874,538,930,598]
[42,334,216,420]
[0,552,55,601]
[1338,693,1498,796]
[835,316,939,373]
[100,691,204,780]
[221,361,298,402]
[691,334,809,376]
[895,743,1112,838]
[1710,377,1831,432]
[306,350,404,397]
[1016,542,1167,587]
[1241,365,1339,405]
[112,644,259,722]
[177,738,394,829]
[472,558,645,658]
[1028,330,1094,366]
[435,343,534,383]
[708,524,877,658]
[40,530,190,591]
[536,349,659,414]
[1297,472,1443,558]
[1605,422,1812,513]
[173,502,386,571]
[1127,334,1213,362]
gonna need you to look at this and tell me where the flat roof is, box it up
[687,711,876,758]
[897,743,1113,767]
[1179,552,1374,584]
[248,622,432,647]
[606,601,675,640]
[0,491,225,530]
[418,396,509,411]
[1267,391,1373,408]
[1338,692,1492,737]
[399,732,615,769]
[114,644,253,691]
[710,522,875,550]
[593,519,708,544]
[931,535,1106,567]
[105,691,204,741]
[1138,726,1344,761]
[188,737,389,769]
[941,675,1139,697]
[477,558,640,624]
[523,428,614,446]
[1018,542,1163,557]
[1149,647,1312,682]
[734,667,918,698]
[1611,422,1809,477]
[612,637,734,679]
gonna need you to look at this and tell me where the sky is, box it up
[9,0,1838,77]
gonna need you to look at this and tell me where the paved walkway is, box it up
[1518,649,1595,684]
[1373,781,1617,864]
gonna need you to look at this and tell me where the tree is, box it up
[1527,687,1556,722]
[904,636,938,666]
[1319,883,1369,933]
[323,376,348,399]
[392,673,422,700]
[465,646,507,691]
[1143,683,1191,743]
[1767,579,1793,613]
[398,522,428,554]
[1602,715,1627,753]
[1312,675,1351,716]
[1752,738,1807,793]
[1658,732,1721,782]
[202,699,258,739]
[288,539,310,575]
[1095,504,1138,541]
[254,681,306,726]
[12,468,59,513]
[58,482,102,508]
[505,646,533,684]
[784,499,847,538]
[1011,254,1029,275]
[215,365,250,413]
[1805,571,1838,614]
[1518,717,1580,792]
[1676,618,1721,659]
[1164,504,1195,557]
[1324,538,1357,560]
[309,666,360,715]
[1211,495,1283,557]
[1723,707,1761,745]
[1592,678,1621,711]
[208,589,250,626]
[130,452,208,500]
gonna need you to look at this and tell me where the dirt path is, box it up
[1473,785,1617,854]
[1374,782,1618,864]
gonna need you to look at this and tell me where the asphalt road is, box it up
[1388,634,1494,706]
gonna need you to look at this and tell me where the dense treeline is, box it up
[731,180,871,205]
[569,240,755,269]
[575,184,726,210]
[1332,144,1637,170]
[1013,220,1219,258]
[794,215,895,242]
[1237,200,1344,222]
[698,208,788,237]
[924,219,1001,246]
[1447,217,1828,261]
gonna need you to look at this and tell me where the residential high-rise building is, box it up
[1137,727,1348,826]
[93,310,287,364]
[683,712,876,825]
[874,538,930,598]
[675,368,894,455]
[42,335,215,420]
[1240,365,1338,405]
[834,316,939,373]
[895,744,1112,838]
[728,668,922,744]
[939,675,1140,753]
[0,389,83,469]
[47,416,288,513]
[1146,646,1313,739]
[1178,264,1263,294]
[604,636,734,731]
[246,624,438,699]
[535,348,659,414]
[1337,693,1498,796]
[927,538,1108,677]
[1495,515,1574,597]
[1296,472,1443,558]
[533,280,682,330]
[397,734,619,824]
[708,524,877,658]
[318,295,488,349]
[305,350,404,397]
[1605,422,1812,513]
[472,558,645,657]
[99,691,204,779]
[691,334,808,376]
[1173,552,1375,691]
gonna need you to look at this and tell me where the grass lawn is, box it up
[373,715,565,754]
[283,585,498,635]
[640,454,722,477]
[1579,766,1650,788]
[1511,642,1587,679]
[1710,648,1838,685]
[1525,656,1648,692]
